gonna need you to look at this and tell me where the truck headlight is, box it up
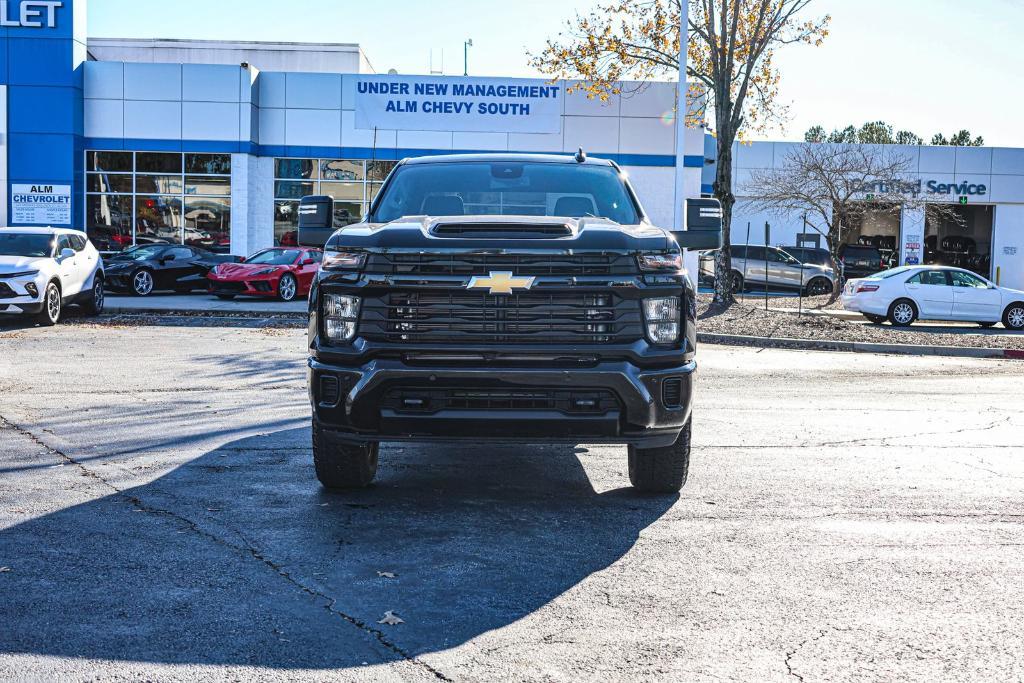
[323,293,360,342]
[638,253,682,272]
[322,250,367,270]
[643,297,680,345]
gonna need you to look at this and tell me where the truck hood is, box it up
[325,215,674,253]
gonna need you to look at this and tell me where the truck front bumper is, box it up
[309,358,695,449]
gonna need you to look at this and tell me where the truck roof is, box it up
[401,152,616,167]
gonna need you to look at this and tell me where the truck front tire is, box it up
[628,418,691,493]
[312,421,378,489]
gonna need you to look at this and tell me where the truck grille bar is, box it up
[359,290,644,344]
[364,252,638,276]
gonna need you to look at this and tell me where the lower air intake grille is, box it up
[319,376,341,405]
[662,378,683,408]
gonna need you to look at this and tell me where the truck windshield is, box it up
[0,233,54,257]
[371,161,641,225]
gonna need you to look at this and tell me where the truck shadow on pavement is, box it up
[0,427,676,671]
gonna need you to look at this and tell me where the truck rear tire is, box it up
[312,421,378,489]
[628,418,691,493]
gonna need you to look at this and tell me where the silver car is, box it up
[700,245,836,295]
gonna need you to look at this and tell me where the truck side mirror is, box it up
[297,195,335,248]
[672,198,724,251]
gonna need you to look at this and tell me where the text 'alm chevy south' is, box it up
[298,153,722,493]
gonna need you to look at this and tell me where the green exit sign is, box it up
[866,193,875,201]
[959,196,969,205]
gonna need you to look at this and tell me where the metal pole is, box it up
[799,214,807,316]
[743,220,751,304]
[764,222,770,312]
[673,2,691,282]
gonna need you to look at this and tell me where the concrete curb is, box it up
[104,306,306,319]
[698,332,1024,361]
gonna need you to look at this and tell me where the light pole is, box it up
[463,39,473,76]
[673,1,692,282]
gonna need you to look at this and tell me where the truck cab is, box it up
[301,153,721,493]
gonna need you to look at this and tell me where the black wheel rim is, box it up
[94,280,104,312]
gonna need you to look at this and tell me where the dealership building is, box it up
[2,0,1022,289]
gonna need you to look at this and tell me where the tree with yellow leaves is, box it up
[531,0,830,304]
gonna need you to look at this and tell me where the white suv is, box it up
[0,228,105,325]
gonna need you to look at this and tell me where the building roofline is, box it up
[87,37,364,52]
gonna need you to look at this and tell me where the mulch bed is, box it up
[696,294,1024,351]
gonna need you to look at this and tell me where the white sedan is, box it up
[0,227,105,325]
[841,265,1024,330]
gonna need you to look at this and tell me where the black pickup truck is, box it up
[300,153,721,493]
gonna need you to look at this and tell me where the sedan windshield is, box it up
[0,233,53,257]
[372,161,641,224]
[246,249,301,265]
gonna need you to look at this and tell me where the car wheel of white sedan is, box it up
[888,299,917,327]
[1004,303,1024,331]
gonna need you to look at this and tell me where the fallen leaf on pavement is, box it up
[378,611,404,625]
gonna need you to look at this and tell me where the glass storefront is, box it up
[273,158,396,246]
[85,151,232,253]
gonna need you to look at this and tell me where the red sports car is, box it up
[207,247,322,301]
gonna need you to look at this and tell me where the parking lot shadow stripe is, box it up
[0,427,675,670]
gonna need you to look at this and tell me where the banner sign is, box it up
[354,76,562,134]
[12,184,71,225]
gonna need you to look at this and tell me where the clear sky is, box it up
[88,0,1024,147]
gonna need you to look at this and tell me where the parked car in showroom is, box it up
[0,228,105,325]
[207,247,322,301]
[701,244,835,295]
[841,265,1024,329]
[104,244,240,296]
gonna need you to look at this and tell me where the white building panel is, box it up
[396,129,454,151]
[258,108,285,146]
[257,72,287,109]
[622,165,673,227]
[286,73,342,110]
[183,64,242,103]
[918,145,956,173]
[123,63,182,101]
[452,131,509,152]
[992,205,1024,290]
[83,61,124,100]
[84,99,124,139]
[992,147,1024,175]
[508,131,563,153]
[562,116,619,154]
[988,174,1024,204]
[123,100,182,139]
[954,146,994,175]
[734,141,774,169]
[563,87,618,117]
[285,109,342,147]
[182,102,240,141]
[619,83,676,118]
[619,117,673,156]
[341,110,397,149]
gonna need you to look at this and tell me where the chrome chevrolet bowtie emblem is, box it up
[466,271,536,295]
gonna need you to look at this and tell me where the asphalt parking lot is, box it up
[1,318,1022,681]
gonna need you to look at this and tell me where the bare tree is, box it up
[744,144,959,302]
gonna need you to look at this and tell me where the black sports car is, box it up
[104,245,242,296]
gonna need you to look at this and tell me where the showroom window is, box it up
[273,158,396,246]
[85,151,232,253]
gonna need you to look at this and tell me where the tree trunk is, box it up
[826,220,843,304]
[712,129,737,306]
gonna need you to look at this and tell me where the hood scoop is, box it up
[428,217,575,240]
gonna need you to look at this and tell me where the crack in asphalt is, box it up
[784,626,852,681]
[0,415,453,682]
[806,416,1013,449]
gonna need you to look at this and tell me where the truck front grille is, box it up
[365,252,637,276]
[359,290,644,345]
